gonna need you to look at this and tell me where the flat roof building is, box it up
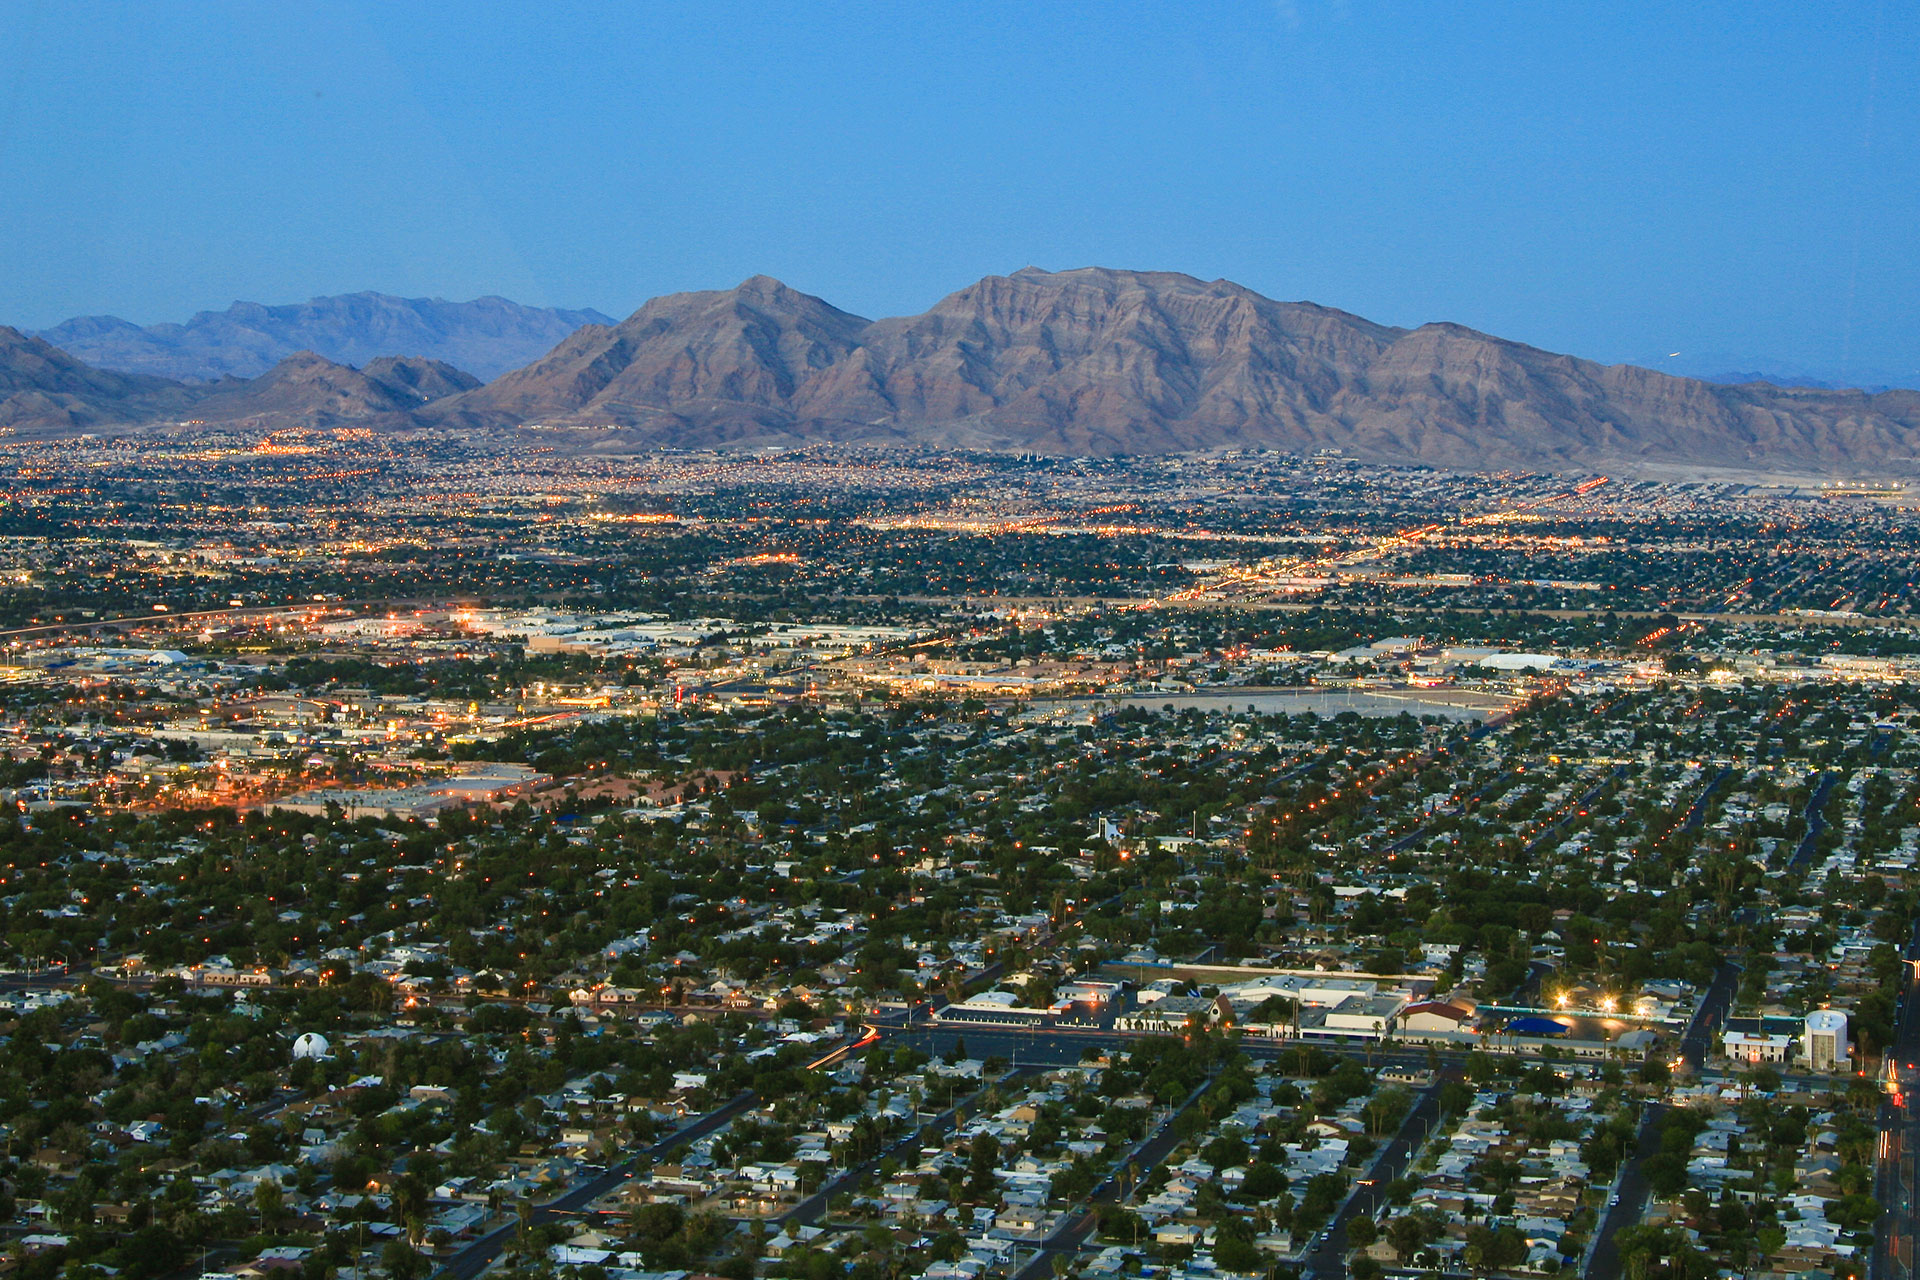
[1804,1009,1850,1071]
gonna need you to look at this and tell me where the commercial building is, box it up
[1803,1009,1850,1071]
[1723,1029,1793,1065]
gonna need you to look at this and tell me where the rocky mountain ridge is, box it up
[9,269,1920,476]
[0,328,479,435]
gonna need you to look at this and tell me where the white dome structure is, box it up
[291,1032,332,1060]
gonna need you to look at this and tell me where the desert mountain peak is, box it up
[9,271,1919,477]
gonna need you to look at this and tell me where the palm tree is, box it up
[514,1192,534,1256]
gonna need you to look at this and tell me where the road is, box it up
[1584,1103,1664,1280]
[896,1024,1451,1080]
[0,597,453,641]
[1875,1100,1910,1280]
[1871,921,1920,1280]
[778,1072,1031,1227]
[1525,764,1629,853]
[1787,773,1839,874]
[1297,1074,1451,1280]
[0,965,82,993]
[434,1091,758,1280]
[1679,961,1741,1072]
[1677,767,1731,835]
[1007,1075,1217,1280]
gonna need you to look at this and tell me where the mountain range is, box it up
[0,327,480,434]
[36,293,612,382]
[8,268,1920,477]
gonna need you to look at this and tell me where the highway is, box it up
[1871,922,1920,1280]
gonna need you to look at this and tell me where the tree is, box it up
[1387,1214,1433,1263]
[1830,1193,1881,1230]
[1239,1161,1286,1200]
[633,1201,687,1242]
[966,1133,1002,1199]
[1213,1215,1262,1272]
[117,1225,188,1280]
[381,1240,428,1280]
[1465,1224,1528,1270]
[1202,1133,1251,1170]
[514,1192,535,1253]
[1094,1204,1146,1245]
[253,1179,284,1233]
[1363,1086,1412,1136]
[1347,1215,1378,1251]
[1643,1152,1688,1199]
[391,1172,429,1244]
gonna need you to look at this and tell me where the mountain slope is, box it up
[424,268,1920,473]
[37,293,613,382]
[361,356,483,404]
[841,268,1406,452]
[0,332,480,436]
[182,352,469,428]
[13,271,1920,475]
[431,276,873,442]
[0,326,194,432]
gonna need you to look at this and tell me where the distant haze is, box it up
[1636,353,1920,395]
[36,294,614,383]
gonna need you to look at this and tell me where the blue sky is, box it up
[2,2,1914,382]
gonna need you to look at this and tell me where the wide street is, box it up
[896,1022,1452,1078]
[1871,923,1920,1280]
